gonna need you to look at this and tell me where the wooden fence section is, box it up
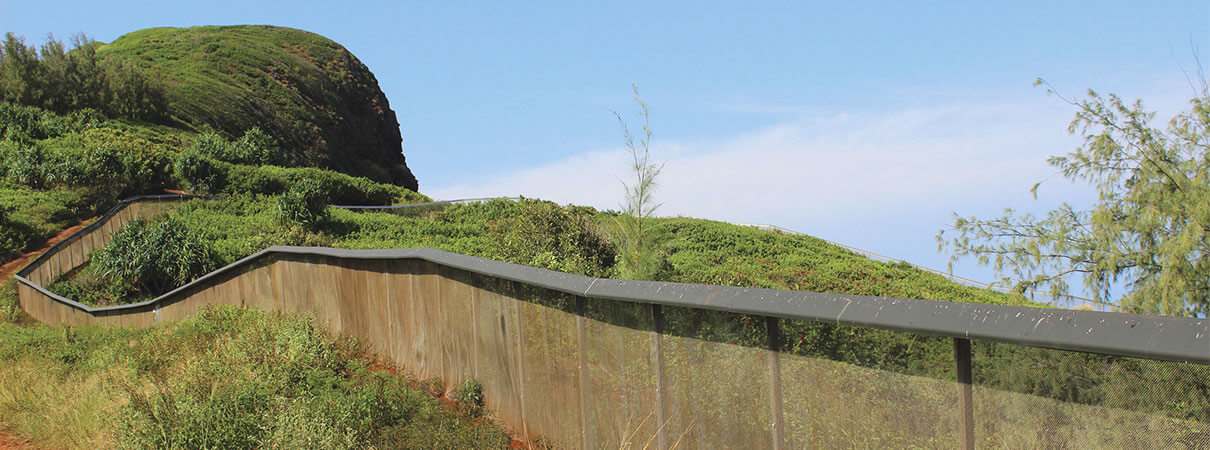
[13,197,1210,448]
[20,197,196,287]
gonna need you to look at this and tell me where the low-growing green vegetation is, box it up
[0,305,508,448]
[174,196,615,278]
[0,182,108,262]
[275,179,330,227]
[98,26,419,188]
[0,279,26,325]
[0,100,426,265]
[172,129,426,205]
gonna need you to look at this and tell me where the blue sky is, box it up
[3,1,1208,302]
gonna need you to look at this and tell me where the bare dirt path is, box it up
[0,427,32,449]
[0,219,93,282]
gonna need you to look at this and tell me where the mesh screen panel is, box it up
[582,299,659,448]
[972,342,1210,448]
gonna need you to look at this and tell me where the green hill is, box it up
[99,26,418,190]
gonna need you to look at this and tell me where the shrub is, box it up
[88,216,222,296]
[0,204,34,262]
[276,179,329,227]
[231,127,288,166]
[187,128,288,167]
[0,279,24,325]
[186,131,229,161]
[2,126,172,195]
[469,199,616,277]
[0,143,47,188]
[0,101,103,143]
[174,148,226,194]
[226,164,425,205]
[450,379,485,418]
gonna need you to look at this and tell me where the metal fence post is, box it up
[954,338,974,450]
[511,281,530,441]
[651,304,668,449]
[576,296,592,450]
[766,317,786,449]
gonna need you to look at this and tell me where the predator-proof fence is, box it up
[12,197,1210,448]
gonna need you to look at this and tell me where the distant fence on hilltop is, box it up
[10,196,1210,449]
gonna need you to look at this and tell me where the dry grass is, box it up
[0,357,126,447]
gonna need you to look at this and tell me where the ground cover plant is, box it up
[0,100,425,266]
[97,26,419,188]
[0,305,508,448]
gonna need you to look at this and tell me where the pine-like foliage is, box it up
[940,81,1210,316]
[611,83,667,280]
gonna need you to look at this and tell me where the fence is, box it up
[12,197,1210,448]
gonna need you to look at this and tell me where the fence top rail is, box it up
[15,245,1210,365]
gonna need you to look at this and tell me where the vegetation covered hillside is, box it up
[0,101,427,265]
[99,26,418,189]
[2,24,1207,448]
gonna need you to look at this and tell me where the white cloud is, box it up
[425,95,1110,292]
[424,77,1194,302]
[428,97,1090,226]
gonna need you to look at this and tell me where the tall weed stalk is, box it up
[611,83,666,280]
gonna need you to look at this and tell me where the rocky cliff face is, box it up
[101,25,418,190]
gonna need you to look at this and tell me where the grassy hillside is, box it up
[0,101,427,263]
[99,26,418,189]
[652,218,1031,306]
[0,301,506,447]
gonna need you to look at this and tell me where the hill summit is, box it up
[100,25,419,190]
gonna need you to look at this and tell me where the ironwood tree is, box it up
[939,80,1210,316]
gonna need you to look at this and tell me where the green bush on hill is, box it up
[276,178,329,227]
[0,101,105,143]
[0,205,31,264]
[172,146,226,194]
[172,128,427,205]
[223,164,427,205]
[1,124,174,196]
[188,128,290,167]
[89,217,222,297]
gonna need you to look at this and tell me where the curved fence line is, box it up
[15,194,221,285]
[15,245,1207,363]
[12,196,1203,362]
[12,196,1210,448]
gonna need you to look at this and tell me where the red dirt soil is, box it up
[0,428,32,449]
[0,219,93,283]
